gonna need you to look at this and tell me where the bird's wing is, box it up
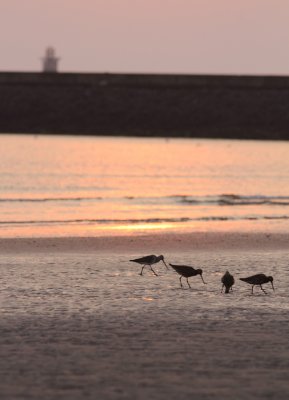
[169,264,195,274]
[130,255,156,263]
[240,274,266,284]
[222,273,234,285]
[249,273,266,279]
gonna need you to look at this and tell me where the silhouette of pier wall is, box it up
[1,72,289,139]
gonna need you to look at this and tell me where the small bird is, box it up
[240,273,274,294]
[130,254,168,276]
[221,271,235,293]
[169,263,206,288]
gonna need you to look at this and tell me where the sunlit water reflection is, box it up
[1,134,289,237]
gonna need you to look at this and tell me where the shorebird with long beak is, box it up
[240,273,274,294]
[169,263,207,288]
[221,271,235,293]
[130,254,168,276]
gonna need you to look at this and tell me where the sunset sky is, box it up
[1,0,289,75]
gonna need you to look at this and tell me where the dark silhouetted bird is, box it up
[169,263,206,288]
[129,254,168,276]
[221,271,235,293]
[240,273,274,294]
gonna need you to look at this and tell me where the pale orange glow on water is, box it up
[142,297,154,302]
[1,134,289,237]
[108,222,176,232]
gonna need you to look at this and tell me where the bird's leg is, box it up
[260,285,267,294]
[221,284,224,293]
[150,266,158,276]
[186,278,191,289]
[230,286,233,291]
[179,276,183,288]
[251,285,254,294]
[139,265,146,275]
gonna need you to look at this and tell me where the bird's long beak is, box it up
[271,281,275,291]
[200,274,207,284]
[163,260,169,270]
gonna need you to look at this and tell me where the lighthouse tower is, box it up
[42,47,59,73]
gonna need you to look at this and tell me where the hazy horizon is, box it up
[2,0,289,76]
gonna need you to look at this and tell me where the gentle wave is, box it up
[0,218,191,225]
[0,196,103,203]
[1,215,289,226]
[2,194,289,205]
[177,194,289,206]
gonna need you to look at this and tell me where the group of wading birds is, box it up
[129,254,275,294]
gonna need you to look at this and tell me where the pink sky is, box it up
[1,0,289,75]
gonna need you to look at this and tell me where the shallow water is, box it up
[1,134,289,237]
[1,250,289,399]
[1,250,288,320]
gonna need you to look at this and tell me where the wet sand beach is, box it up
[1,231,289,254]
[1,232,289,399]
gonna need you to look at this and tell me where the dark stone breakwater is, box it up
[1,71,289,139]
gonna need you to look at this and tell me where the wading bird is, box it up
[169,263,206,288]
[130,254,168,276]
[240,273,274,294]
[221,271,235,293]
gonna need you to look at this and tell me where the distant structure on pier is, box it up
[42,47,59,73]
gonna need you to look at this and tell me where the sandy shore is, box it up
[0,231,288,254]
[1,232,289,399]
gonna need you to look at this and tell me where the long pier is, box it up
[1,72,289,139]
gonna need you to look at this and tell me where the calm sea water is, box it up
[1,134,289,237]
